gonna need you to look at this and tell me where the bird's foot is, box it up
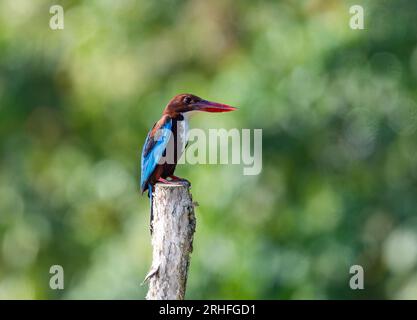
[157,177,176,184]
[168,175,191,187]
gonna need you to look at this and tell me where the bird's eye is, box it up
[183,97,192,104]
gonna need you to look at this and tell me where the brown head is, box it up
[163,93,237,118]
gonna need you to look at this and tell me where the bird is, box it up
[140,93,237,232]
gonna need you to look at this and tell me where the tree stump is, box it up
[144,182,196,300]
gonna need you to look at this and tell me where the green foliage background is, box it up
[1,0,417,299]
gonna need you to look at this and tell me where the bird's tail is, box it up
[148,183,153,234]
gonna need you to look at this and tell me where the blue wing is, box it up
[140,117,172,192]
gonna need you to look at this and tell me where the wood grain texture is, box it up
[145,182,196,300]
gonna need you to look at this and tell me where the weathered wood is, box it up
[145,182,196,300]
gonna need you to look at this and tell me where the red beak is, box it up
[192,100,237,113]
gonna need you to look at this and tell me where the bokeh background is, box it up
[1,0,417,299]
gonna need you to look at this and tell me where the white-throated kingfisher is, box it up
[140,93,237,232]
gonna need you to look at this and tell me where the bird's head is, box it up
[163,93,237,117]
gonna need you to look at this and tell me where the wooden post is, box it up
[144,182,196,300]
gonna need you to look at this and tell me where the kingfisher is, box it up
[140,93,237,231]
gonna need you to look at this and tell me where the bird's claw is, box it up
[157,177,176,184]
[157,177,191,187]
[171,177,191,187]
[167,176,191,187]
